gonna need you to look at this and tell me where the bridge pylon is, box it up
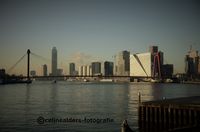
[27,49,30,81]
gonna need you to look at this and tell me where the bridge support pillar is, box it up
[27,49,30,81]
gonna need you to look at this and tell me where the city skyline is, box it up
[0,0,200,75]
[2,45,199,76]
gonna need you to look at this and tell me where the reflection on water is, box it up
[49,84,58,116]
[0,82,200,131]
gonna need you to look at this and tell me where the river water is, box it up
[0,81,200,132]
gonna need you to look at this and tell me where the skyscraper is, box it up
[78,65,91,76]
[114,50,130,76]
[43,64,47,76]
[104,61,113,76]
[82,65,87,76]
[87,65,92,76]
[130,46,172,79]
[69,63,75,75]
[161,64,173,78]
[149,46,158,54]
[130,52,152,77]
[78,66,83,76]
[91,62,101,75]
[51,47,57,76]
[149,46,164,78]
[185,47,200,78]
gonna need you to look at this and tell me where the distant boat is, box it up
[165,79,173,83]
[83,79,89,82]
[151,79,161,83]
[67,78,76,82]
[100,79,113,82]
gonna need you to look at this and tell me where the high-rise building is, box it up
[114,50,130,76]
[78,65,91,76]
[149,46,158,54]
[69,63,75,75]
[87,65,92,76]
[82,65,87,76]
[43,64,47,76]
[185,47,200,78]
[104,61,113,76]
[130,46,171,79]
[92,62,101,75]
[149,46,164,78]
[51,47,57,76]
[130,52,152,77]
[161,64,173,78]
[78,66,83,76]
[158,51,164,66]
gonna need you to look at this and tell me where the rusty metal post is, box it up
[138,92,141,105]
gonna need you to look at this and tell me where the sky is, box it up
[0,0,200,75]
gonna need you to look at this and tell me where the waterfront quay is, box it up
[138,96,200,132]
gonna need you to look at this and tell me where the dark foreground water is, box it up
[0,81,200,132]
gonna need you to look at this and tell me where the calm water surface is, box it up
[0,81,200,132]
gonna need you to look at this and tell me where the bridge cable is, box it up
[7,53,27,73]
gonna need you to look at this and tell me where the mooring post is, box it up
[138,92,141,105]
[121,120,134,132]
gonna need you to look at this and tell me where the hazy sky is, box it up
[0,0,200,75]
